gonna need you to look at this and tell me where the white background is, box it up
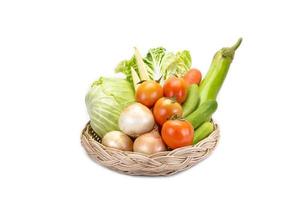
[1,0,299,199]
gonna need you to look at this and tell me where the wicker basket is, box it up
[81,121,220,176]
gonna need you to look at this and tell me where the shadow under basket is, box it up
[81,121,220,176]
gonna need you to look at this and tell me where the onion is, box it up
[119,103,155,137]
[133,130,167,155]
[102,131,133,151]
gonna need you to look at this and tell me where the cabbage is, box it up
[85,77,135,137]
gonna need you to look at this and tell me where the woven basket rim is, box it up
[81,121,219,157]
[81,120,220,176]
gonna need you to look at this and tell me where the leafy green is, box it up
[144,47,166,80]
[115,47,192,87]
[115,56,138,83]
[144,48,192,83]
[85,77,135,137]
[160,50,192,81]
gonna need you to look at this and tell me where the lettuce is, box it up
[115,47,192,87]
[85,77,135,137]
[144,47,166,80]
[159,50,192,82]
[115,56,138,83]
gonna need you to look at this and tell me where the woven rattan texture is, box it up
[81,122,220,176]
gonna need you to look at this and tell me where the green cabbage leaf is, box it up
[85,77,135,137]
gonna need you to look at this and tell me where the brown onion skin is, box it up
[102,131,133,151]
[133,131,166,155]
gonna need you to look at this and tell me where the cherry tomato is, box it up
[163,76,188,104]
[161,120,194,149]
[136,80,163,108]
[183,68,202,86]
[153,97,183,126]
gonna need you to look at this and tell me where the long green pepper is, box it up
[198,38,242,104]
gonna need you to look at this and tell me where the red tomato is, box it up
[136,80,163,108]
[153,97,183,126]
[183,68,202,85]
[163,76,188,104]
[161,120,194,149]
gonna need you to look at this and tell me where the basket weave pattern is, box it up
[81,122,220,176]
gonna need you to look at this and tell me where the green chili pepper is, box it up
[198,38,242,104]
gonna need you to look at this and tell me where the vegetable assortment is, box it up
[86,38,242,154]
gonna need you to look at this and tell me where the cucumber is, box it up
[182,84,199,117]
[185,100,217,129]
[193,121,214,144]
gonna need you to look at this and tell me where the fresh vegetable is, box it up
[130,67,141,91]
[146,49,192,83]
[115,55,139,86]
[182,84,199,117]
[183,68,202,85]
[185,100,218,129]
[136,80,163,108]
[115,47,192,88]
[193,122,214,144]
[87,41,242,153]
[134,47,150,81]
[198,38,242,104]
[163,76,188,104]
[85,77,135,137]
[102,131,133,151]
[161,120,194,149]
[142,47,166,81]
[153,97,183,126]
[133,130,166,154]
[118,103,155,137]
